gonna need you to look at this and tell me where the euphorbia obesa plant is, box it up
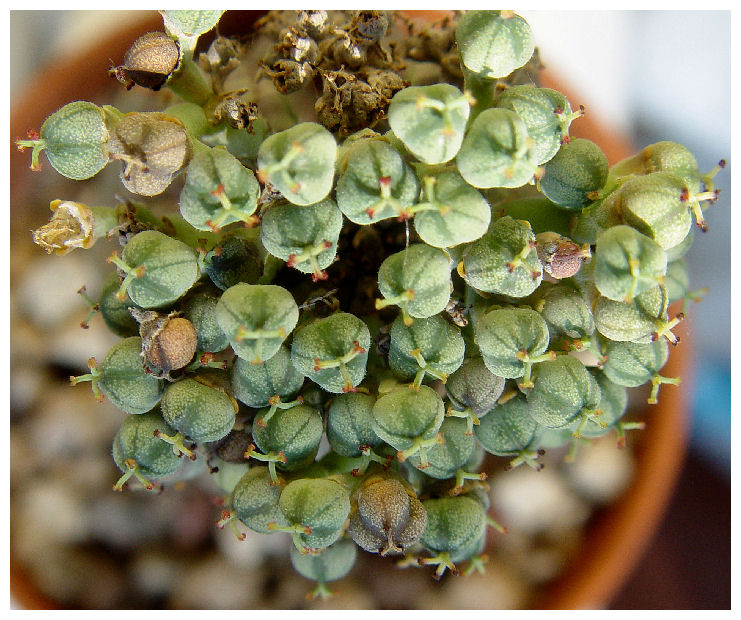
[18,10,724,597]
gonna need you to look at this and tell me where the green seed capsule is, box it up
[376,244,451,325]
[456,11,534,79]
[160,373,237,443]
[526,355,602,429]
[179,147,260,232]
[17,101,110,180]
[496,196,573,237]
[371,385,445,466]
[533,427,574,451]
[300,383,332,410]
[326,392,382,457]
[71,336,163,414]
[260,198,343,282]
[289,538,357,591]
[602,339,669,388]
[534,281,595,342]
[215,283,299,364]
[387,84,471,164]
[202,235,262,291]
[461,215,542,297]
[616,172,692,250]
[231,345,304,409]
[665,259,690,303]
[256,122,337,206]
[161,10,224,38]
[113,230,199,309]
[278,478,352,551]
[232,466,289,533]
[290,312,371,394]
[446,357,505,416]
[539,139,608,209]
[495,86,580,165]
[111,410,183,491]
[664,228,695,263]
[335,138,420,224]
[251,404,323,471]
[593,284,678,344]
[420,495,486,572]
[570,192,624,246]
[226,118,269,166]
[456,108,539,189]
[413,171,491,248]
[462,441,487,476]
[347,474,427,555]
[388,314,464,388]
[594,225,667,303]
[574,370,628,438]
[474,393,542,469]
[406,417,476,479]
[610,141,701,193]
[181,289,229,353]
[475,307,551,385]
[99,272,139,337]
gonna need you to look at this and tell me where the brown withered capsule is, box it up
[260,58,314,94]
[110,32,180,91]
[130,309,197,378]
[536,231,592,280]
[107,112,191,196]
[296,10,328,39]
[347,474,427,556]
[350,10,390,42]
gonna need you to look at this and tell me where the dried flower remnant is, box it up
[32,200,95,255]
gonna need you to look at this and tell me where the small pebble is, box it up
[129,547,184,599]
[167,553,264,609]
[29,382,122,458]
[15,254,102,330]
[565,436,635,504]
[434,561,530,609]
[215,524,290,570]
[489,467,591,535]
[14,476,91,546]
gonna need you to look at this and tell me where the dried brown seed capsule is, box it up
[296,10,329,38]
[331,35,367,69]
[365,69,408,101]
[351,10,390,42]
[108,112,191,196]
[260,58,314,94]
[315,95,344,132]
[110,32,180,91]
[536,231,591,279]
[131,309,197,377]
[276,27,320,64]
[347,474,427,556]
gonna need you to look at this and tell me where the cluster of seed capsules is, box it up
[18,10,723,596]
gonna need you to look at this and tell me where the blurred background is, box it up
[10,10,730,609]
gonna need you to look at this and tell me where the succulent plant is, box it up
[19,9,724,596]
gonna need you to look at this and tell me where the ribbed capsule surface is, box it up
[121,32,180,90]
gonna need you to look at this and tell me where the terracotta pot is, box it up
[10,10,690,610]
